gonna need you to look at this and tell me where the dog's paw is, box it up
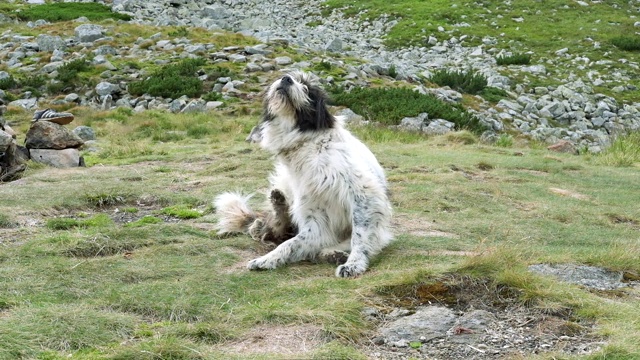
[248,218,265,241]
[320,250,350,265]
[247,256,277,271]
[269,189,287,207]
[335,262,367,278]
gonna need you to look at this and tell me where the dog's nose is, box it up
[281,75,293,86]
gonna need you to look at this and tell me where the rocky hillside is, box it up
[1,0,639,153]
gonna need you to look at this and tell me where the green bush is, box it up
[17,3,131,22]
[611,36,640,51]
[496,53,531,65]
[48,59,91,94]
[329,86,487,134]
[128,58,206,99]
[480,87,509,103]
[597,131,640,166]
[0,76,17,90]
[428,69,488,95]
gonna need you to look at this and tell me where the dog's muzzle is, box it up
[276,75,293,93]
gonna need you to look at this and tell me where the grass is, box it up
[496,53,532,66]
[0,108,639,358]
[329,86,487,133]
[16,2,131,22]
[428,69,488,95]
[128,58,206,99]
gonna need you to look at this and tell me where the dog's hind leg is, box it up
[259,189,297,245]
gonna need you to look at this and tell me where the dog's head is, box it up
[262,71,335,133]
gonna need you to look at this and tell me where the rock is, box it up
[325,38,342,52]
[379,306,457,343]
[275,56,292,66]
[399,113,428,132]
[74,24,105,43]
[334,108,364,124]
[547,140,577,154]
[25,121,84,150]
[206,101,224,110]
[0,143,28,182]
[202,5,231,19]
[95,82,120,96]
[29,148,81,168]
[181,99,206,113]
[72,126,96,141]
[423,119,455,135]
[36,34,66,52]
[528,263,627,290]
[8,98,38,110]
[228,54,246,63]
[0,130,12,152]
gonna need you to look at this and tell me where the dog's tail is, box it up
[214,192,257,235]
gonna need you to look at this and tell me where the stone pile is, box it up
[25,109,85,168]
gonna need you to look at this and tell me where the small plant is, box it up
[611,36,640,51]
[160,205,202,219]
[496,53,531,65]
[0,75,17,90]
[0,214,14,228]
[313,61,333,72]
[186,125,212,139]
[84,193,127,208]
[388,64,398,78]
[202,91,222,102]
[48,59,91,94]
[429,69,488,95]
[495,133,514,147]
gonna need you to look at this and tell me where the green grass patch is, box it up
[160,205,203,219]
[330,86,486,133]
[48,59,92,95]
[46,214,113,230]
[479,86,509,103]
[0,213,14,228]
[17,2,131,22]
[597,132,640,167]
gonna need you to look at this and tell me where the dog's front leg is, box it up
[247,216,330,271]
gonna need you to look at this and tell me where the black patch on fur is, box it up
[295,85,335,132]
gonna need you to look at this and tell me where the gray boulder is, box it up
[36,34,67,52]
[74,24,105,43]
[72,126,96,141]
[95,82,120,96]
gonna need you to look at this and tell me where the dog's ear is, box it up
[296,86,335,132]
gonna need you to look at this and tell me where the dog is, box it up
[214,71,392,278]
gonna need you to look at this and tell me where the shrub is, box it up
[160,205,202,219]
[495,134,514,148]
[48,59,91,94]
[480,87,509,103]
[496,53,531,65]
[17,3,131,22]
[611,36,640,51]
[128,58,206,99]
[0,76,17,90]
[429,69,488,95]
[329,86,487,134]
[168,26,189,38]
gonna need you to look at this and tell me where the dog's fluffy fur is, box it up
[214,71,392,278]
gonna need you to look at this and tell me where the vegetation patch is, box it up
[128,58,206,99]
[46,214,113,230]
[48,59,93,95]
[17,2,131,22]
[597,131,640,167]
[611,36,640,52]
[479,86,509,103]
[428,69,488,95]
[125,215,163,227]
[84,193,129,208]
[160,205,203,219]
[330,86,486,133]
[496,53,532,66]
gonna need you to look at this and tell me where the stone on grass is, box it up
[25,121,84,150]
[30,148,81,168]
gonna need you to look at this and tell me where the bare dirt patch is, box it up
[394,213,458,238]
[221,324,326,356]
[549,187,590,200]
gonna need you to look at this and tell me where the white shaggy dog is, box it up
[214,71,392,278]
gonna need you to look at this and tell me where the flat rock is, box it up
[30,148,81,168]
[528,263,627,290]
[379,306,457,343]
